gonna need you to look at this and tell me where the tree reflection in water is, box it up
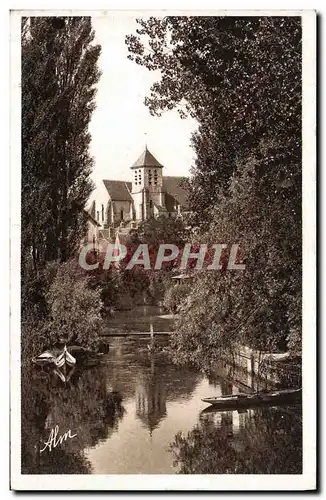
[21,363,125,474]
[170,405,302,474]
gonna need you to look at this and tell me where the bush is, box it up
[163,282,191,314]
[45,261,104,349]
[21,260,104,361]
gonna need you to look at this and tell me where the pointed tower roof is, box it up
[131,147,163,169]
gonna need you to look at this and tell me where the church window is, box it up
[120,209,124,220]
[96,210,99,221]
[149,200,153,208]
[101,204,104,222]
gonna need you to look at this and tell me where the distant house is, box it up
[88,147,189,238]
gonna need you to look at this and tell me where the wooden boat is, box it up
[53,365,75,383]
[55,345,76,369]
[32,350,56,365]
[202,388,301,410]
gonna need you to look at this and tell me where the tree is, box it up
[126,16,301,224]
[169,150,301,368]
[163,281,191,314]
[127,16,302,360]
[21,260,105,360]
[22,17,101,274]
[45,261,104,348]
[137,215,189,249]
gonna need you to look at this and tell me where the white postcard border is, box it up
[10,9,316,491]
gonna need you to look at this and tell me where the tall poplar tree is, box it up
[22,17,101,274]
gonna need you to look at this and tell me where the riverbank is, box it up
[103,307,301,391]
[212,346,301,392]
[22,335,302,475]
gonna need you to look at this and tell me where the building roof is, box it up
[103,180,132,201]
[84,209,101,226]
[101,175,189,210]
[163,176,189,209]
[88,200,96,219]
[131,147,163,169]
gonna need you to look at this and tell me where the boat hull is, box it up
[55,348,76,369]
[202,388,301,411]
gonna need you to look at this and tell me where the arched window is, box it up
[149,200,153,208]
[120,208,124,220]
[101,204,104,222]
[96,210,99,221]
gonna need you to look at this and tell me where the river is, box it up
[21,306,302,475]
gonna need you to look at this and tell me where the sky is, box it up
[89,14,198,187]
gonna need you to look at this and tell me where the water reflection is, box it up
[21,363,125,474]
[22,317,302,475]
[170,405,302,474]
[105,305,173,334]
[135,376,167,434]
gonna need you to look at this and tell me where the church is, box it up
[88,147,189,240]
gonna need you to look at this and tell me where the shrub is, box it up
[163,282,191,314]
[45,261,104,349]
[21,260,104,361]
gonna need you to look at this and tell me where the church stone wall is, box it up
[112,200,132,224]
[132,190,144,220]
[88,181,108,229]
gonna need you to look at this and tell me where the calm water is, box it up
[22,307,302,475]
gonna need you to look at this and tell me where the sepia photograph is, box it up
[10,9,316,491]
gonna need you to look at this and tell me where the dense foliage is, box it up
[21,261,104,361]
[22,17,101,272]
[126,16,301,225]
[21,17,103,364]
[169,152,301,367]
[126,16,302,361]
[163,282,191,314]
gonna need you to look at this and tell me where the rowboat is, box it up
[55,345,76,369]
[53,366,75,383]
[32,350,56,365]
[202,388,301,411]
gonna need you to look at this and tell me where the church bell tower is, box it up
[130,147,164,220]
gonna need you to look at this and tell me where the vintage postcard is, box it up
[10,9,316,490]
